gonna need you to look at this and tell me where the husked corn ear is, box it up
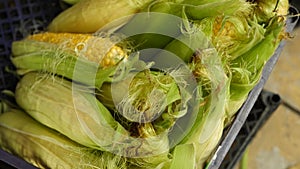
[27,32,127,68]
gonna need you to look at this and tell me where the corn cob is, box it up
[11,32,132,88]
[48,0,153,33]
[250,0,289,23]
[27,32,127,68]
[116,0,251,54]
[178,48,230,167]
[226,15,285,121]
[152,28,230,167]
[191,2,266,61]
[15,72,170,164]
[0,108,127,169]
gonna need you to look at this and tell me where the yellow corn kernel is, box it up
[212,16,237,41]
[27,32,127,68]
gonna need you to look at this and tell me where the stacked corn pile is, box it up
[0,0,292,168]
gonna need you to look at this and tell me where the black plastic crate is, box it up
[291,0,300,26]
[0,0,62,93]
[0,148,35,169]
[0,1,299,169]
[0,1,61,166]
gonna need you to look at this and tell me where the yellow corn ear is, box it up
[27,32,127,68]
[0,109,127,169]
[47,0,152,33]
[15,72,170,158]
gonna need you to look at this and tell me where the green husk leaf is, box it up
[251,0,289,23]
[232,16,284,73]
[169,144,196,169]
[48,0,153,33]
[11,40,138,88]
[184,0,252,20]
[176,37,230,167]
[195,2,266,60]
[62,0,81,5]
[226,16,285,118]
[153,21,214,63]
[98,66,195,139]
[0,108,128,169]
[15,72,170,166]
[115,0,249,56]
